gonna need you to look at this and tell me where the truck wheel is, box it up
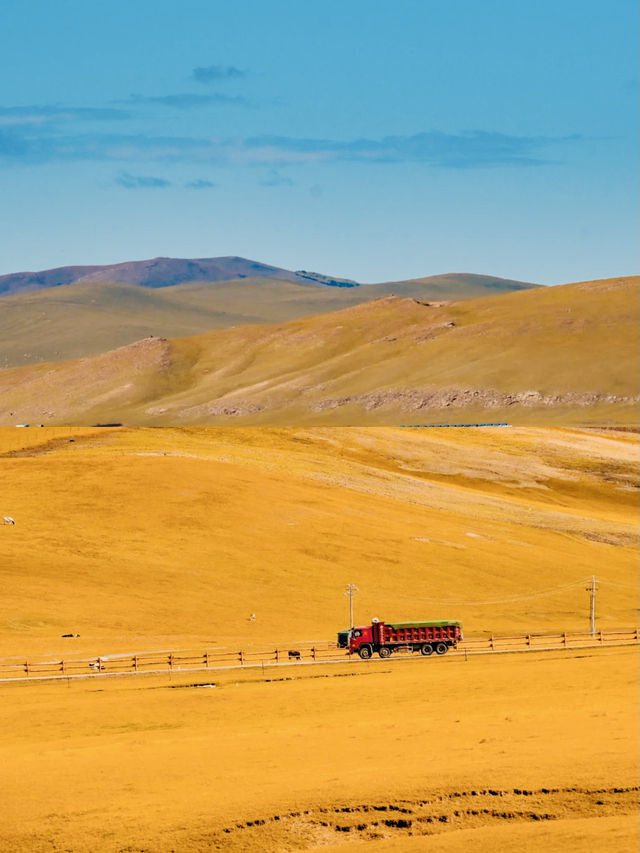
[358,645,372,660]
[378,646,392,658]
[420,643,433,656]
[435,642,448,655]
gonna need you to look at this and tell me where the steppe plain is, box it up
[0,425,638,851]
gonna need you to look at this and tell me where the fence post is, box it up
[133,655,138,671]
[61,660,65,674]
[205,652,209,668]
[526,634,531,648]
[169,653,174,670]
[98,657,103,672]
[275,648,279,663]
[562,632,567,647]
[24,661,29,676]
[489,635,494,651]
[599,630,604,644]
[238,650,244,665]
[312,647,317,661]
[636,627,639,642]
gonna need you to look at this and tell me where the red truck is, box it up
[337,619,463,659]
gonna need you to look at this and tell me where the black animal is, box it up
[288,650,301,660]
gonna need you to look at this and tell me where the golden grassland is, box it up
[1,425,637,658]
[0,276,637,426]
[0,648,637,852]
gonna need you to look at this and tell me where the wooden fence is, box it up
[0,628,637,683]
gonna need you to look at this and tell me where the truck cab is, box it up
[336,623,376,654]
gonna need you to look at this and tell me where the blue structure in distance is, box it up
[399,422,512,428]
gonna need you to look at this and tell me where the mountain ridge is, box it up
[0,254,538,296]
[0,256,355,295]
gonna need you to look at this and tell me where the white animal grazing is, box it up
[3,517,15,525]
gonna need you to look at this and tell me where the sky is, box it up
[0,0,637,284]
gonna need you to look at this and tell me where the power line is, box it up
[410,579,593,607]
[598,579,639,591]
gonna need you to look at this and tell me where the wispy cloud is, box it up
[116,172,171,188]
[0,104,130,126]
[0,130,211,164]
[192,65,246,84]
[0,127,580,169]
[240,131,576,168]
[121,92,249,109]
[185,178,216,189]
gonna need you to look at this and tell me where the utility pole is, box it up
[344,584,359,629]
[587,575,597,636]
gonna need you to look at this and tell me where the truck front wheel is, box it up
[420,643,433,656]
[358,645,373,660]
[378,646,392,658]
[435,642,448,655]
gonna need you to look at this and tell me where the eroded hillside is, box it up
[0,276,636,426]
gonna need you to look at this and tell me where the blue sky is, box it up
[0,0,637,284]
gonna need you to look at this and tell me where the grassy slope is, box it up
[0,426,636,658]
[370,271,539,297]
[0,273,537,368]
[0,277,362,368]
[0,650,637,852]
[0,276,636,426]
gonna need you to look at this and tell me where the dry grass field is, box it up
[0,649,637,852]
[0,276,636,426]
[1,425,637,851]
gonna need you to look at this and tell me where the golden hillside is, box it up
[0,273,536,368]
[0,276,636,426]
[1,425,636,658]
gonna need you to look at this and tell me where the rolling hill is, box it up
[370,271,540,298]
[0,275,636,426]
[0,273,539,368]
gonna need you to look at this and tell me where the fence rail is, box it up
[1,629,638,683]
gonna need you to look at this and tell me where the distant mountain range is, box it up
[0,256,361,296]
[0,255,537,296]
